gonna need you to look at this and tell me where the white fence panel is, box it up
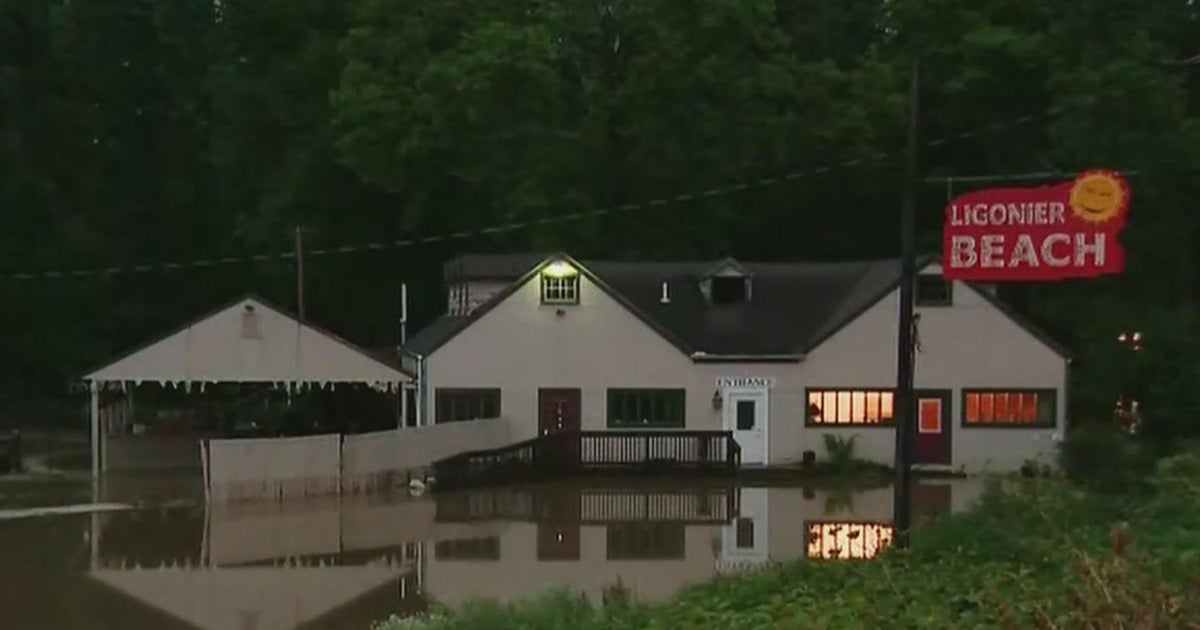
[205,418,516,503]
[206,434,341,502]
[341,430,400,495]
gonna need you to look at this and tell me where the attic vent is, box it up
[711,276,749,305]
[660,281,670,304]
[240,304,262,340]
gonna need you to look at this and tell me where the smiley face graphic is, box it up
[1070,171,1128,224]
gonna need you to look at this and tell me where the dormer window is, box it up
[540,261,579,304]
[711,276,748,305]
[916,273,952,306]
[702,258,752,306]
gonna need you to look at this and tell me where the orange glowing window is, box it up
[806,522,895,560]
[806,390,895,425]
[918,399,942,434]
[963,390,1056,427]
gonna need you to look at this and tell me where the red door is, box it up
[913,391,951,465]
[538,389,581,435]
[538,389,581,466]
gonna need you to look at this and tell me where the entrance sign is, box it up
[943,170,1130,281]
[717,377,775,389]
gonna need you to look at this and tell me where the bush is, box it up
[1057,424,1155,493]
[822,434,856,473]
[377,448,1200,630]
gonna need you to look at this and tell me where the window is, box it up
[916,274,952,306]
[963,389,1056,427]
[711,276,749,305]
[606,523,685,559]
[736,518,755,549]
[607,389,685,428]
[434,537,500,560]
[806,522,894,560]
[540,261,579,304]
[736,400,755,430]
[435,388,501,423]
[806,389,895,426]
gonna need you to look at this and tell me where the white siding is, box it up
[424,266,1067,473]
[87,297,409,385]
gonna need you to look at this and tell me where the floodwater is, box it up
[0,473,985,629]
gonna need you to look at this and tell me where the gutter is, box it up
[689,352,805,363]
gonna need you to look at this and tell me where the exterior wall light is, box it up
[711,389,722,410]
[542,261,578,278]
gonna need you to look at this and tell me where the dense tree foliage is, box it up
[1,0,1198,438]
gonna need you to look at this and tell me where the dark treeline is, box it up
[1,0,1198,439]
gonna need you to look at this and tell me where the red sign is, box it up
[942,170,1129,281]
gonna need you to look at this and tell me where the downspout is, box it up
[417,354,430,427]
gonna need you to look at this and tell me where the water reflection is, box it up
[3,477,984,629]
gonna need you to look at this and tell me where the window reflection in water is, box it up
[805,522,894,560]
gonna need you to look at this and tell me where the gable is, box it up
[431,260,690,369]
[408,255,693,359]
[90,566,404,630]
[86,296,409,384]
[808,262,1070,360]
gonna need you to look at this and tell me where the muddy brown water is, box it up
[0,474,985,629]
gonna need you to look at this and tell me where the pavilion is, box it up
[82,294,411,477]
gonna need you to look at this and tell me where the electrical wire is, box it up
[0,109,1055,281]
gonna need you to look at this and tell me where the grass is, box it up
[375,450,1200,630]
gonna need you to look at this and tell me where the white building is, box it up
[402,253,1069,473]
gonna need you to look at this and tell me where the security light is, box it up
[542,261,578,278]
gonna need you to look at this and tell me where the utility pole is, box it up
[893,57,920,550]
[294,226,305,324]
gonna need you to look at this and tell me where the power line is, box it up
[0,108,1055,282]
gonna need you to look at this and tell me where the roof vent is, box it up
[240,304,262,340]
[660,281,670,304]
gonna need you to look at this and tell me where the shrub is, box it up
[1057,424,1154,493]
[822,434,856,473]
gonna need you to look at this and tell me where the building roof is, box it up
[408,253,1070,360]
[85,294,410,384]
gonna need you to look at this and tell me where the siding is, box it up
[424,265,1067,473]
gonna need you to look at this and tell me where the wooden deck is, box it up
[432,430,741,492]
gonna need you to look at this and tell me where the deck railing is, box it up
[435,485,741,524]
[433,430,741,491]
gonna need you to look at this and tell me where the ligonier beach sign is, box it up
[943,170,1130,281]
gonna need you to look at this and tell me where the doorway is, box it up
[537,388,581,435]
[913,390,952,465]
[722,388,768,465]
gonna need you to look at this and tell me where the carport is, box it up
[82,294,411,477]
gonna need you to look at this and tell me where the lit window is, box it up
[806,522,894,560]
[963,389,1055,427]
[540,261,579,304]
[807,389,894,426]
[916,274,952,306]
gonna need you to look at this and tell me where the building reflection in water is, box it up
[85,478,981,628]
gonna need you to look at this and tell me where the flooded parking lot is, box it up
[0,474,984,629]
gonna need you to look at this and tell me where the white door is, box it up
[719,487,770,571]
[724,388,768,465]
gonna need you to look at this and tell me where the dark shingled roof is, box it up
[405,253,1070,360]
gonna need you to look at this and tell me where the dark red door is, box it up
[913,391,951,465]
[538,388,581,435]
[538,388,581,466]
